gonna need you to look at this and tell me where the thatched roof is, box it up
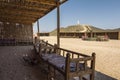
[0,0,67,24]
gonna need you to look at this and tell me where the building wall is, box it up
[59,32,120,40]
[106,32,119,39]
[0,22,33,44]
[39,33,49,36]
[118,32,120,40]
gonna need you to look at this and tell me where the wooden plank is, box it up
[69,69,93,77]
[70,57,93,62]
[0,10,38,19]
[0,6,45,16]
[90,53,96,80]
[0,19,33,24]
[0,1,52,11]
[25,0,56,6]
[65,53,70,80]
[58,47,90,57]
[0,15,36,21]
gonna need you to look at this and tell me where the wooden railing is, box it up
[34,39,96,80]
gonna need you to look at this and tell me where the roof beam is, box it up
[0,18,33,24]
[0,1,54,11]
[0,15,38,21]
[0,10,41,19]
[0,9,44,18]
[0,4,45,14]
[0,15,36,21]
[0,0,56,6]
[25,0,56,6]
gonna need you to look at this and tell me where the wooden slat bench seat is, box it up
[41,53,86,72]
[34,40,96,80]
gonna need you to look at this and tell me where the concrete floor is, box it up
[0,46,47,80]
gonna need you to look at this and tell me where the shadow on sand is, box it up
[94,71,117,80]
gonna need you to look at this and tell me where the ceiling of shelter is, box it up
[0,0,67,24]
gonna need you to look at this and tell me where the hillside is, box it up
[50,24,105,36]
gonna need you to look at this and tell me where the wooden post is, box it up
[65,53,70,80]
[37,20,39,33]
[57,0,60,47]
[39,43,41,55]
[37,20,40,38]
[90,53,96,80]
[53,44,58,53]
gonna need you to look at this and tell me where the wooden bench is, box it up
[34,40,96,80]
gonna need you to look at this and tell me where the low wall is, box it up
[59,32,120,40]
[0,21,33,45]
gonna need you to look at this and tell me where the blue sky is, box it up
[33,0,120,33]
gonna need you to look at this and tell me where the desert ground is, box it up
[40,36,120,80]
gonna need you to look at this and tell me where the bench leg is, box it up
[79,76,82,80]
[90,74,94,80]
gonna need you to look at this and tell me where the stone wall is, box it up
[0,22,33,45]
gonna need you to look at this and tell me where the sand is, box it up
[40,36,120,80]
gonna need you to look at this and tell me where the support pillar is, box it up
[57,1,60,47]
[37,20,40,39]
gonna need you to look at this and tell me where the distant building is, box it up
[49,24,120,40]
[38,32,49,36]
[59,31,120,40]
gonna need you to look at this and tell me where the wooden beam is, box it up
[0,8,41,24]
[0,0,56,6]
[0,1,51,11]
[0,9,44,18]
[0,19,33,24]
[37,20,40,33]
[0,6,45,15]
[0,15,36,24]
[0,15,36,21]
[57,1,60,47]
[25,0,56,6]
[0,12,39,19]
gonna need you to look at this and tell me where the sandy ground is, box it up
[40,36,120,80]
